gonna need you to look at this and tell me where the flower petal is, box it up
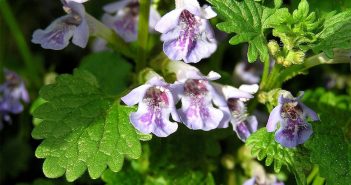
[179,94,223,130]
[121,84,150,106]
[32,16,76,50]
[234,116,258,141]
[300,102,319,121]
[155,9,183,33]
[202,5,217,19]
[72,19,89,48]
[267,105,282,132]
[275,119,312,148]
[152,109,178,137]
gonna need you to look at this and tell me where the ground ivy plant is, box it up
[1,0,351,184]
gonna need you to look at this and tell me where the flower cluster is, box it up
[267,91,319,148]
[122,62,258,140]
[0,70,29,129]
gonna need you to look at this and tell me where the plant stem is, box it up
[260,58,271,90]
[307,165,319,184]
[0,0,41,87]
[86,14,136,60]
[275,50,350,87]
[136,0,151,72]
[312,176,325,185]
[265,64,282,90]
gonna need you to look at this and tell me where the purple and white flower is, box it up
[32,1,89,50]
[168,63,225,130]
[0,70,29,129]
[215,84,259,141]
[234,61,262,84]
[102,0,161,42]
[121,75,181,137]
[155,0,217,63]
[267,91,319,148]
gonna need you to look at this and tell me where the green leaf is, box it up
[304,103,351,185]
[312,10,351,57]
[80,51,132,95]
[102,167,143,185]
[246,128,295,173]
[31,69,142,181]
[208,0,288,63]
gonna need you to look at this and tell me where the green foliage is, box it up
[303,88,351,111]
[16,178,72,185]
[303,92,351,185]
[311,10,351,57]
[80,51,132,95]
[102,167,143,185]
[271,0,321,51]
[207,0,288,63]
[246,128,295,173]
[31,69,143,181]
[0,137,32,181]
[291,0,351,13]
[101,128,220,185]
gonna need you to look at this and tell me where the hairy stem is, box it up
[260,58,271,90]
[274,50,350,87]
[0,0,41,87]
[136,0,151,72]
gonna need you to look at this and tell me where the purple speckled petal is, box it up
[121,84,150,106]
[267,105,282,132]
[130,102,155,134]
[152,109,178,137]
[155,9,183,33]
[234,116,258,141]
[300,102,319,121]
[129,87,179,137]
[179,96,223,130]
[32,15,76,50]
[275,118,312,148]
[183,20,217,63]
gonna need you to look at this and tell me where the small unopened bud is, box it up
[268,40,280,57]
[292,51,305,65]
[221,154,235,170]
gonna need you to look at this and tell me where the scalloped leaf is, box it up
[246,128,295,173]
[32,69,143,181]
